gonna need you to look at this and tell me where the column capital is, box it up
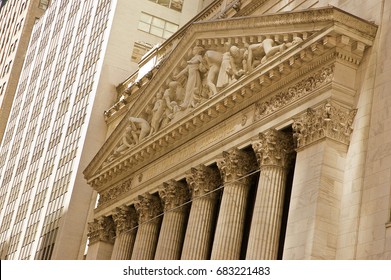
[159,180,190,211]
[292,100,357,149]
[217,148,256,183]
[112,205,138,235]
[186,164,221,198]
[87,216,116,245]
[252,129,294,168]
[134,193,162,224]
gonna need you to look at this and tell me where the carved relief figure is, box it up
[129,116,150,144]
[247,37,302,71]
[173,46,205,110]
[203,50,223,97]
[217,42,233,88]
[107,125,135,162]
[229,45,246,82]
[149,89,166,136]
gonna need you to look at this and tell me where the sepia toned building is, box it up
[0,0,49,143]
[84,0,391,260]
[0,0,210,260]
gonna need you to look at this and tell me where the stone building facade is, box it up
[84,0,391,260]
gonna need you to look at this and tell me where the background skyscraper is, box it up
[0,0,48,142]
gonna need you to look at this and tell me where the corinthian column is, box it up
[181,165,221,260]
[211,148,256,260]
[246,129,293,259]
[111,205,138,260]
[131,193,162,260]
[154,180,190,260]
[86,216,115,260]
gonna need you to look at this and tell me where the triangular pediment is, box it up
[84,6,377,190]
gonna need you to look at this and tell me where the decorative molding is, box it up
[186,164,221,198]
[84,7,377,190]
[97,178,132,207]
[252,129,294,168]
[134,193,162,224]
[217,148,256,183]
[87,216,115,245]
[112,205,138,235]
[292,100,357,149]
[254,65,334,121]
[159,180,190,212]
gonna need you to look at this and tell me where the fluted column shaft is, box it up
[112,232,137,260]
[111,206,138,260]
[181,165,221,260]
[155,180,190,260]
[211,148,255,260]
[131,194,162,260]
[247,166,288,259]
[246,129,293,260]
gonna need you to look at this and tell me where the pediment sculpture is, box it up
[104,34,303,165]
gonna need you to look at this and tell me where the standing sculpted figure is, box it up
[217,43,246,89]
[173,46,205,110]
[216,42,233,88]
[148,89,166,136]
[203,50,223,97]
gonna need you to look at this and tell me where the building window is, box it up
[38,0,49,10]
[138,12,178,39]
[131,41,153,63]
[148,0,183,12]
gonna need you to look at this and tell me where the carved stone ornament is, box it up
[134,193,163,224]
[159,180,190,211]
[216,148,256,183]
[87,216,116,245]
[292,101,357,149]
[112,205,138,235]
[85,7,377,189]
[186,164,221,198]
[252,129,294,168]
[254,65,334,121]
[98,178,132,207]
[101,34,306,166]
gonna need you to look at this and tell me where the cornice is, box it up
[107,7,376,122]
[84,7,377,192]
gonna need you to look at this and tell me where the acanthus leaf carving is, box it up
[254,65,334,121]
[87,216,116,245]
[112,205,138,235]
[216,148,256,183]
[159,179,190,212]
[185,164,221,198]
[252,129,294,168]
[292,101,357,149]
[134,193,162,224]
[97,178,132,207]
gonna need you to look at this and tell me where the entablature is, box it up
[84,6,377,197]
